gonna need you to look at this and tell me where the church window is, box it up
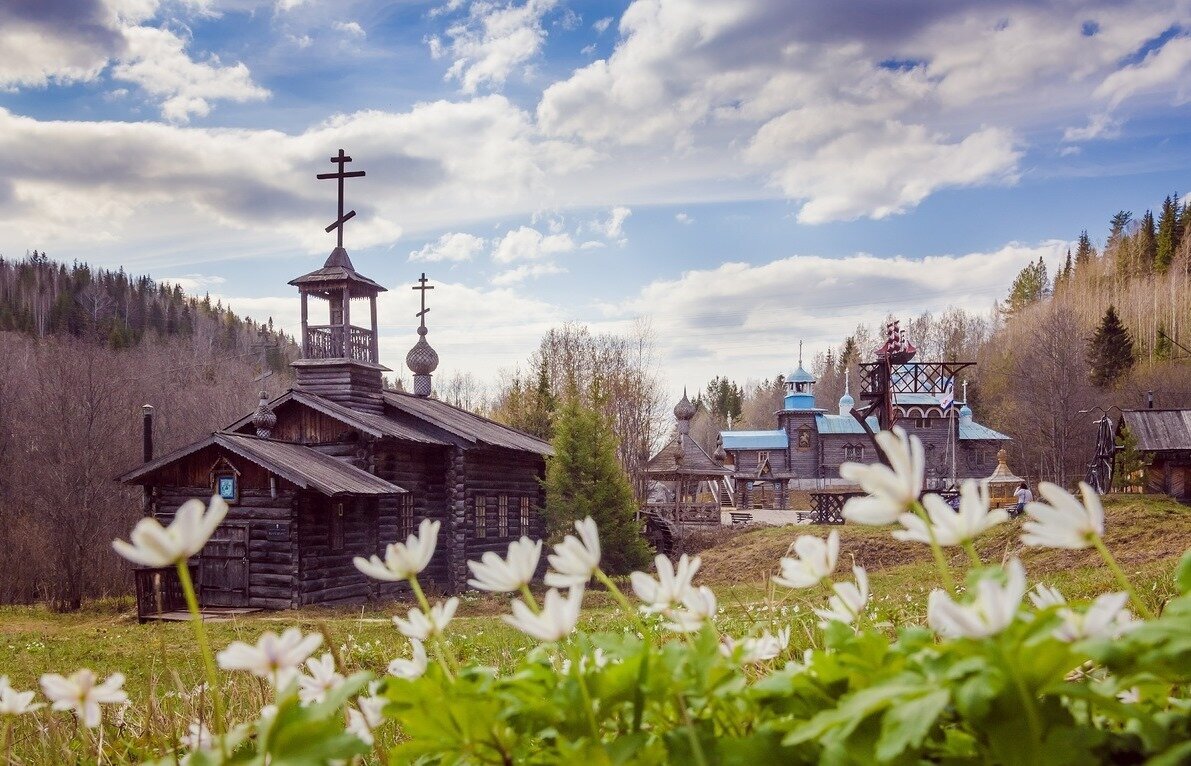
[498,495,509,537]
[843,445,864,461]
[330,501,345,552]
[757,451,770,465]
[474,496,487,537]
[915,417,933,429]
[397,494,413,541]
[520,497,531,534]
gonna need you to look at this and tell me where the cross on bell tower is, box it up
[317,149,366,249]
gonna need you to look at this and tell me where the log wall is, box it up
[295,493,380,606]
[461,447,546,565]
[372,442,451,596]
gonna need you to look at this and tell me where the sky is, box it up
[3,0,1191,399]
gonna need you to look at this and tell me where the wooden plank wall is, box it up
[294,365,384,414]
[462,447,546,562]
[373,442,450,595]
[265,405,361,445]
[294,493,380,606]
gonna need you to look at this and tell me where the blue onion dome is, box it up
[959,402,973,422]
[786,365,816,384]
[405,326,439,375]
[674,389,696,421]
[838,390,855,413]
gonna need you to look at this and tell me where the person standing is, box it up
[1013,481,1033,517]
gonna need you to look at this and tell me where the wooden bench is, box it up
[729,511,753,525]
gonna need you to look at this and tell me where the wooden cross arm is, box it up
[316,170,367,179]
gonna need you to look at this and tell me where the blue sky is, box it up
[2,0,1190,395]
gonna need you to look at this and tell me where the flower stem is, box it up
[962,540,982,568]
[407,576,459,679]
[519,584,540,614]
[573,667,600,739]
[594,569,649,636]
[1091,536,1155,620]
[996,641,1044,759]
[910,501,956,593]
[175,561,226,740]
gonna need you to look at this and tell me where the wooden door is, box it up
[200,524,249,607]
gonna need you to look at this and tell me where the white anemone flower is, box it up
[112,496,229,567]
[354,518,440,582]
[387,639,428,680]
[664,585,718,633]
[813,566,870,627]
[630,553,700,612]
[347,693,386,745]
[895,482,1008,546]
[1117,687,1141,704]
[544,517,602,588]
[40,669,128,729]
[297,653,344,705]
[1028,583,1066,609]
[772,531,839,589]
[467,537,542,593]
[393,598,458,641]
[503,586,584,642]
[1053,592,1138,642]
[216,628,323,688]
[720,627,790,663]
[181,721,213,752]
[927,558,1027,639]
[840,427,925,525]
[1022,482,1105,549]
[560,647,610,674]
[0,676,42,715]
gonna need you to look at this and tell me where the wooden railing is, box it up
[644,501,721,526]
[305,325,373,362]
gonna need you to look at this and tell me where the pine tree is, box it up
[1139,210,1157,271]
[1086,305,1135,388]
[1156,195,1177,272]
[1113,425,1151,492]
[543,396,651,574]
[1107,211,1132,247]
[1003,257,1049,314]
[1074,230,1095,268]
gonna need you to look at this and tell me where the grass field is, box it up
[0,494,1187,760]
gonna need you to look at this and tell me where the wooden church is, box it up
[120,151,551,614]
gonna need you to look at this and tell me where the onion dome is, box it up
[785,365,816,384]
[674,389,696,421]
[838,368,854,416]
[405,326,440,376]
[959,403,973,424]
[252,391,277,438]
[712,435,726,464]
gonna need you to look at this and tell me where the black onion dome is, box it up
[673,390,696,421]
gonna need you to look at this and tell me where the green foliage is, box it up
[1074,229,1095,267]
[1155,194,1180,273]
[544,396,651,573]
[1086,304,1135,388]
[1003,256,1050,314]
[1113,425,1151,491]
[702,376,744,423]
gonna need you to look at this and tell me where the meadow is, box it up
[0,494,1187,763]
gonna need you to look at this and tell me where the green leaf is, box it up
[1175,550,1191,595]
[876,688,949,761]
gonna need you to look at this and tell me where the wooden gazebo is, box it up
[642,392,731,528]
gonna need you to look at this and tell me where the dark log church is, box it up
[120,152,551,613]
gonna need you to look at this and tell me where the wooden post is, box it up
[341,285,351,358]
[369,295,378,363]
[300,292,309,357]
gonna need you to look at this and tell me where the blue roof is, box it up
[815,414,880,434]
[721,430,788,450]
[785,365,815,384]
[959,421,1010,441]
[894,392,947,407]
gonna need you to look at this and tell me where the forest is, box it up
[0,254,295,608]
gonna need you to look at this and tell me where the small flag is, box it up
[939,377,955,410]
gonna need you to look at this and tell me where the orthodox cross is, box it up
[798,340,803,366]
[412,272,434,328]
[317,149,366,248]
[251,328,278,384]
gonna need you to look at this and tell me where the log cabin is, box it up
[119,155,551,614]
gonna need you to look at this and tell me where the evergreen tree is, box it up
[1003,256,1049,314]
[543,396,651,574]
[1155,194,1178,272]
[1113,425,1151,492]
[1139,210,1158,271]
[1107,211,1132,247]
[1086,305,1135,388]
[1074,230,1095,268]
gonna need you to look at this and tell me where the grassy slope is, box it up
[0,495,1186,704]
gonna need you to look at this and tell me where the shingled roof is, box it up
[226,390,449,445]
[644,435,732,477]
[382,390,554,455]
[1119,409,1191,452]
[119,432,406,497]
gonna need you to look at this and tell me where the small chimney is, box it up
[1147,390,1154,409]
[142,404,154,462]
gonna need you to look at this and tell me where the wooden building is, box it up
[119,152,551,612]
[642,392,731,527]
[1116,409,1191,502]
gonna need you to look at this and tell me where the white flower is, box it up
[467,537,542,593]
[297,653,344,705]
[112,496,228,567]
[664,585,718,633]
[387,639,428,680]
[181,721,213,751]
[721,627,790,663]
[1117,687,1141,704]
[560,648,610,674]
[393,598,458,641]
[813,566,869,627]
[840,427,925,524]
[1028,583,1066,609]
[354,519,440,582]
[630,553,700,612]
[1053,592,1138,642]
[502,586,584,642]
[773,531,839,589]
[40,669,128,729]
[0,676,42,715]
[895,482,1008,546]
[927,559,1027,639]
[216,628,323,688]
[1022,482,1105,550]
[347,693,386,745]
[544,517,601,588]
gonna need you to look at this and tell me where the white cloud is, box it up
[332,20,366,38]
[675,212,693,224]
[409,232,487,262]
[491,262,565,284]
[492,225,576,262]
[112,25,269,122]
[1094,35,1191,109]
[580,43,596,56]
[593,205,631,240]
[160,273,226,291]
[437,0,558,93]
[1063,111,1121,142]
[592,16,612,34]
